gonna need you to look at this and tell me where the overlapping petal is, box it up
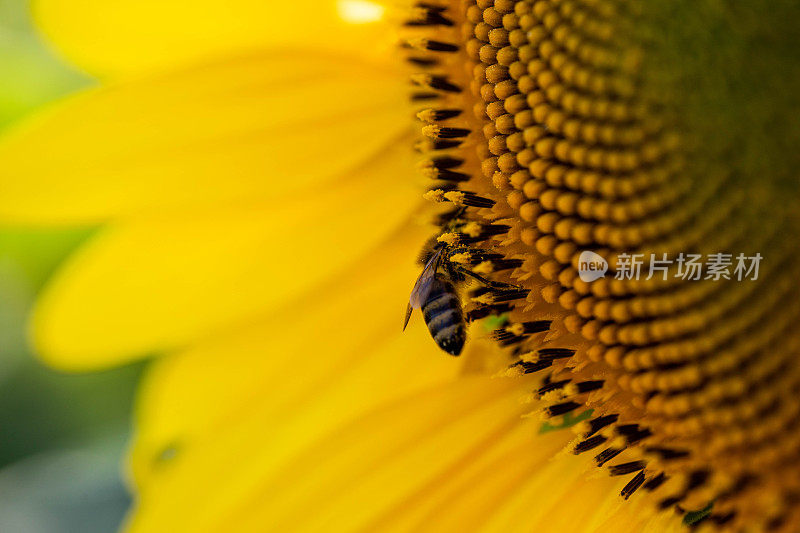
[0,51,411,224]
[126,375,537,532]
[32,138,423,369]
[127,362,680,532]
[33,0,405,77]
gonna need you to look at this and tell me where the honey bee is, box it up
[404,240,523,356]
[404,245,466,355]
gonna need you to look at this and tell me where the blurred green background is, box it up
[1,1,142,531]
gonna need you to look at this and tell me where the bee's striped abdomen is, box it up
[422,278,466,356]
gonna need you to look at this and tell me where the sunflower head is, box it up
[403,0,800,529]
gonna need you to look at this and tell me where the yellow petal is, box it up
[124,375,541,532]
[0,51,410,224]
[591,496,685,533]
[32,141,422,369]
[480,449,684,533]
[127,226,449,487]
[367,422,572,532]
[33,0,404,77]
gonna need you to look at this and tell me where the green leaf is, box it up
[683,501,714,526]
[481,313,509,331]
[539,409,593,434]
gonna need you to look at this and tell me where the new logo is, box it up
[578,251,608,282]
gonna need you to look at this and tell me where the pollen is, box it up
[448,251,472,264]
[436,232,459,245]
[403,0,800,530]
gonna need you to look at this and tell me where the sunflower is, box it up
[2,0,799,531]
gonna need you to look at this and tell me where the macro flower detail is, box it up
[0,0,797,531]
[403,0,800,530]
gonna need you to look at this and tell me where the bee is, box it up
[404,240,524,356]
[404,245,466,355]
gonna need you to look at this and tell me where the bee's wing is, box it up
[403,249,441,330]
[403,303,414,331]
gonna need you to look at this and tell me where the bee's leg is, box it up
[451,264,522,290]
[444,245,473,256]
[438,205,468,228]
[446,246,507,264]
